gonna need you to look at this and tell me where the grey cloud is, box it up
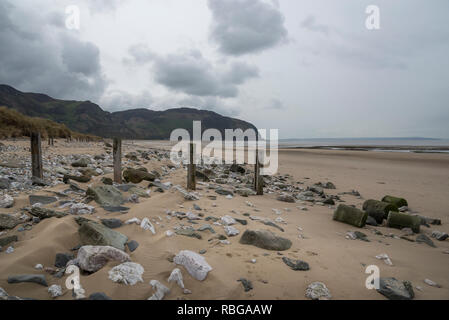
[208,0,288,56]
[125,46,259,98]
[0,1,107,102]
[265,98,285,110]
[300,16,330,35]
[100,90,153,112]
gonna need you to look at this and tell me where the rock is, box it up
[315,182,336,189]
[176,228,202,240]
[235,219,248,226]
[8,274,48,287]
[125,218,141,225]
[239,230,292,251]
[68,203,95,215]
[333,205,368,228]
[86,186,125,207]
[0,214,20,230]
[424,279,441,288]
[48,285,62,298]
[416,234,436,248]
[76,245,130,273]
[323,198,335,205]
[386,212,420,233]
[376,253,393,266]
[6,246,14,254]
[365,216,378,226]
[126,240,139,252]
[221,215,236,226]
[230,164,246,174]
[417,216,441,226]
[129,187,150,198]
[382,195,408,208]
[235,188,255,197]
[29,195,58,206]
[277,194,295,203]
[224,226,240,237]
[216,188,234,196]
[377,278,414,300]
[101,219,123,229]
[123,168,156,184]
[346,231,369,242]
[30,207,67,220]
[31,176,49,187]
[0,235,18,247]
[108,262,144,285]
[282,257,310,271]
[0,194,14,208]
[89,292,112,300]
[431,231,448,241]
[140,218,156,234]
[63,174,91,184]
[69,182,86,193]
[78,221,128,251]
[71,158,90,167]
[168,268,185,289]
[148,280,170,300]
[101,177,113,185]
[238,278,253,292]
[102,206,129,213]
[363,200,398,224]
[305,282,332,300]
[173,250,213,281]
[173,185,200,201]
[34,264,43,270]
[197,224,216,234]
[0,178,11,189]
[55,253,74,268]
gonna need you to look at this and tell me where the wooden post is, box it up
[187,142,196,190]
[255,150,264,195]
[31,132,43,179]
[113,137,122,184]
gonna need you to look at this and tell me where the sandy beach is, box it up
[0,140,448,300]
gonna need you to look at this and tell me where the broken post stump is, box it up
[31,132,43,179]
[187,142,196,190]
[113,138,122,184]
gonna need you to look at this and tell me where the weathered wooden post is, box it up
[113,137,122,184]
[187,142,196,190]
[31,132,43,179]
[254,149,264,195]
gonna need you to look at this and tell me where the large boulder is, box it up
[173,250,212,281]
[78,221,128,251]
[76,245,130,273]
[123,168,156,184]
[386,212,420,233]
[86,186,125,207]
[239,230,292,251]
[333,205,367,228]
[71,158,91,168]
[363,200,398,224]
[382,195,408,208]
[0,214,20,230]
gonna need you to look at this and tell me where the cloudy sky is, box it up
[1,0,448,139]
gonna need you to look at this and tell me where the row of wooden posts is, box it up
[30,133,263,195]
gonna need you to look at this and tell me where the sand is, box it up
[0,140,448,300]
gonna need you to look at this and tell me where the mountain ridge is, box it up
[0,84,257,140]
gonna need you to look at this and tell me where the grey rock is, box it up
[76,245,130,273]
[29,195,58,206]
[0,178,11,189]
[0,214,20,230]
[0,235,18,247]
[215,188,234,196]
[0,194,14,208]
[102,206,129,213]
[238,278,253,292]
[176,228,202,240]
[30,207,67,220]
[86,186,125,207]
[239,230,292,251]
[126,240,139,252]
[101,219,123,229]
[31,176,49,187]
[78,221,128,251]
[306,282,332,300]
[431,231,448,241]
[8,274,48,287]
[89,292,112,300]
[416,234,436,248]
[173,250,212,281]
[377,277,414,300]
[282,257,310,271]
[55,253,74,268]
[277,194,295,203]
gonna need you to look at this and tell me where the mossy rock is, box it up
[382,196,408,208]
[78,221,128,251]
[363,200,398,224]
[123,168,156,184]
[333,205,368,228]
[387,211,420,233]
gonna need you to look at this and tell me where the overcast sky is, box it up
[1,0,448,139]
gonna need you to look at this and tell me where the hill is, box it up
[0,84,257,140]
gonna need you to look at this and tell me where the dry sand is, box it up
[0,140,448,300]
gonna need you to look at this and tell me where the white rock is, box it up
[224,226,240,237]
[424,279,441,288]
[125,217,141,225]
[226,195,233,199]
[221,215,236,226]
[166,230,175,237]
[108,262,144,285]
[34,264,43,270]
[186,212,200,220]
[6,246,14,254]
[140,218,156,234]
[272,209,282,215]
[0,194,14,208]
[148,280,170,300]
[32,203,43,208]
[48,284,62,298]
[173,250,212,281]
[0,287,8,300]
[376,253,393,266]
[306,282,332,300]
[168,268,185,289]
[69,203,95,215]
[220,240,231,245]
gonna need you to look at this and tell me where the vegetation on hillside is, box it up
[0,106,101,141]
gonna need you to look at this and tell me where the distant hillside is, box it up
[0,84,257,140]
[0,106,100,141]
